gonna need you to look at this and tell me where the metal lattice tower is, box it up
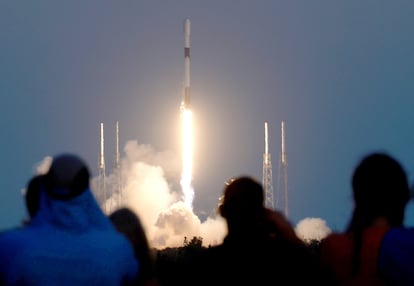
[276,120,289,217]
[98,122,107,213]
[113,120,123,210]
[262,121,275,209]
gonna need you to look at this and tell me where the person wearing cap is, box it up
[0,153,139,285]
[182,175,330,286]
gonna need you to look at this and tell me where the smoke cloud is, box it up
[90,140,227,249]
[295,217,331,242]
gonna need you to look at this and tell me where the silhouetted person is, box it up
[110,207,159,286]
[184,175,329,286]
[0,153,139,285]
[319,152,410,286]
[22,174,44,225]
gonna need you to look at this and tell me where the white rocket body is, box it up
[183,19,191,108]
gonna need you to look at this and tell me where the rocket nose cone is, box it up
[185,19,191,35]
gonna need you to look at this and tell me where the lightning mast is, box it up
[262,121,275,209]
[277,120,289,217]
[113,120,123,209]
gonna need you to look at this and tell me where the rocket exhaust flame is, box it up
[181,108,194,209]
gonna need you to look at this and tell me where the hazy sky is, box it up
[2,1,414,247]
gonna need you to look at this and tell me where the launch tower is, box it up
[98,122,107,213]
[276,120,289,217]
[112,120,123,210]
[262,121,275,209]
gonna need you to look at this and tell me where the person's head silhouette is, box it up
[44,153,90,200]
[348,152,410,231]
[219,176,264,220]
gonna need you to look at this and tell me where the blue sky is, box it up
[2,1,414,245]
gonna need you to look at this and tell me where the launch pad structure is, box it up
[263,121,274,210]
[262,121,289,218]
[98,122,107,213]
[97,121,123,214]
[276,120,289,217]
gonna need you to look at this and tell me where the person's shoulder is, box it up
[320,232,349,245]
[390,226,414,235]
[378,227,414,284]
[383,227,414,246]
[102,230,137,252]
[318,231,353,256]
[0,226,32,261]
[0,226,28,243]
[86,229,137,263]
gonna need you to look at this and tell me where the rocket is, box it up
[99,122,105,171]
[183,18,191,108]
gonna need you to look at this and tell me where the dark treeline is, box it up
[153,236,321,286]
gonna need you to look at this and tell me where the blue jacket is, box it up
[378,227,414,286]
[0,189,139,285]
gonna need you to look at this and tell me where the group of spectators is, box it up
[0,151,413,285]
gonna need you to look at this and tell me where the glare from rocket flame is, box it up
[180,106,194,209]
